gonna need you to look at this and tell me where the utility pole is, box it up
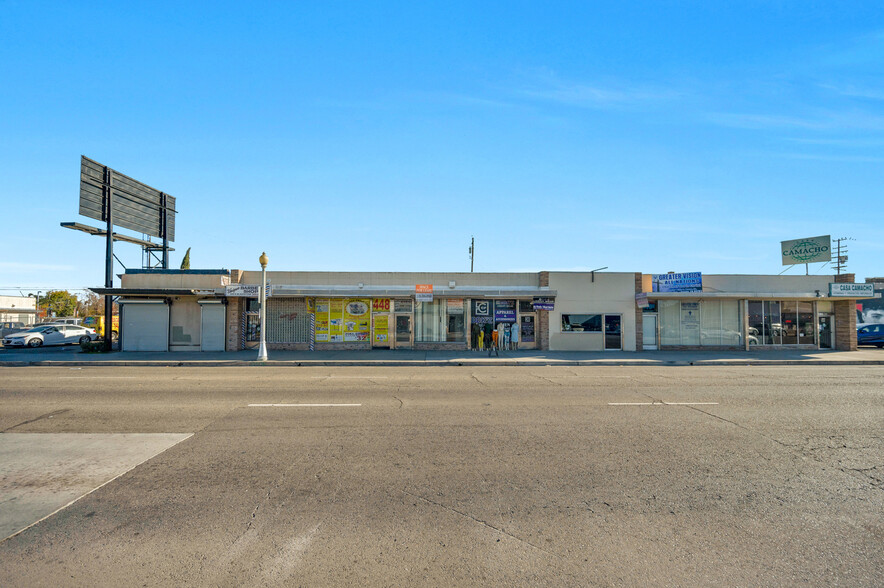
[834,237,854,275]
[469,236,474,272]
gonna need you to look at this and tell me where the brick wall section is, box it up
[538,271,550,350]
[226,298,243,351]
[634,272,643,350]
[834,273,857,351]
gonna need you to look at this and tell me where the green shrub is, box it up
[80,339,110,353]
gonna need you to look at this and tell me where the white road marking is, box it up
[309,376,389,379]
[58,377,139,379]
[608,402,718,406]
[247,403,362,407]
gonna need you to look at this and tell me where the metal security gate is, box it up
[199,302,226,351]
[121,301,169,351]
[266,298,309,343]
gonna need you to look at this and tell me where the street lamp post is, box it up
[257,252,269,361]
[28,291,42,324]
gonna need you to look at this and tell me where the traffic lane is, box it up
[2,400,881,586]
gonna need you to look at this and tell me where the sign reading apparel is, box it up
[829,283,875,297]
[781,235,831,266]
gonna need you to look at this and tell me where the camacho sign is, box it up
[781,235,831,266]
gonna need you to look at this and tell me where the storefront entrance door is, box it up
[394,315,412,349]
[819,314,833,349]
[372,313,391,348]
[642,314,657,350]
[604,315,622,350]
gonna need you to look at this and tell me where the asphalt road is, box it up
[1,366,882,586]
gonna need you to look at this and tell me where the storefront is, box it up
[643,274,868,351]
[220,272,556,351]
[98,268,870,353]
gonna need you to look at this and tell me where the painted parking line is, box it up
[608,402,719,406]
[247,403,362,407]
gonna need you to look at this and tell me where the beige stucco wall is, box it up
[121,272,230,289]
[236,271,541,288]
[700,274,835,295]
[0,296,37,311]
[547,272,637,351]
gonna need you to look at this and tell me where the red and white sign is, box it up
[415,284,434,293]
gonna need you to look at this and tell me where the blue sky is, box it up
[1,1,882,296]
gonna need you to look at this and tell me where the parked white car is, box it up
[2,324,98,347]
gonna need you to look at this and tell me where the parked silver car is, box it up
[2,324,98,348]
[1,321,28,338]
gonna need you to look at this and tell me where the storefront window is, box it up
[446,299,466,342]
[781,301,798,344]
[748,300,816,345]
[798,301,815,345]
[660,299,741,346]
[660,300,680,346]
[561,314,602,332]
[415,300,465,342]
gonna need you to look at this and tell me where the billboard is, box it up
[79,156,176,241]
[781,235,830,266]
[857,285,884,326]
[651,272,702,292]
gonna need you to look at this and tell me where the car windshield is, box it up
[24,326,53,333]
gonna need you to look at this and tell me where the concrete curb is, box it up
[4,359,884,368]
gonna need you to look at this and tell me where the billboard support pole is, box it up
[160,192,169,269]
[104,166,114,349]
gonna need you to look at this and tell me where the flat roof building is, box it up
[92,268,873,353]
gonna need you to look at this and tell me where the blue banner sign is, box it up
[494,300,517,323]
[532,297,555,311]
[652,272,703,293]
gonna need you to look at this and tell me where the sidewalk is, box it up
[2,347,884,367]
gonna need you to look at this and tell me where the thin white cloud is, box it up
[757,152,884,163]
[707,110,884,132]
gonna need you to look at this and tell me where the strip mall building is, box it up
[92,269,872,353]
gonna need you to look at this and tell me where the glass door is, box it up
[372,313,391,348]
[604,314,622,350]
[642,314,657,350]
[819,314,833,349]
[394,315,412,349]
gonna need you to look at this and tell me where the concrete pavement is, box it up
[1,345,884,367]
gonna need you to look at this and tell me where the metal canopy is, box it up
[60,222,175,251]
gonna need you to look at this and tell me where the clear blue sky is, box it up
[1,1,882,296]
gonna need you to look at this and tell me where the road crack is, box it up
[2,409,70,432]
[402,489,561,559]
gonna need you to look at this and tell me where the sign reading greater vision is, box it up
[652,272,702,293]
[781,235,831,266]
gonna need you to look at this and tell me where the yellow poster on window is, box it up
[329,299,344,342]
[314,299,330,342]
[374,314,389,343]
[343,299,370,342]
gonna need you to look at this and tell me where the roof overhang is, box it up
[268,285,556,298]
[89,288,212,297]
[647,291,878,301]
